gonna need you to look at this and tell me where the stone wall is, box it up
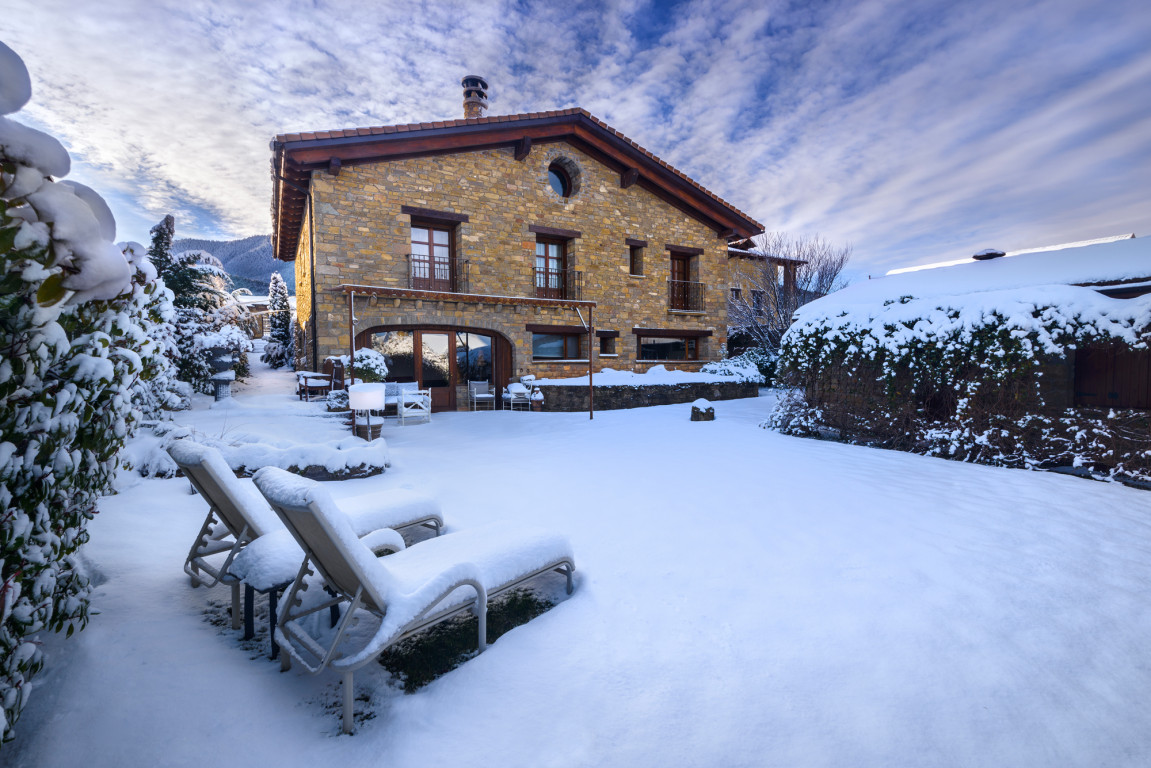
[299,141,734,376]
[536,381,759,412]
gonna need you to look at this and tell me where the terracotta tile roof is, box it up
[274,108,761,229]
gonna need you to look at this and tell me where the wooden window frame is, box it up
[636,335,700,362]
[531,331,583,360]
[409,220,456,292]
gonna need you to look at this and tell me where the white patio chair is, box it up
[503,381,531,411]
[468,380,496,410]
[253,467,575,734]
[399,387,432,424]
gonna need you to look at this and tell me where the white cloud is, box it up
[3,0,1149,274]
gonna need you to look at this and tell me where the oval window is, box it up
[548,164,571,197]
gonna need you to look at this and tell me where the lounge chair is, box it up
[169,440,444,652]
[253,467,575,734]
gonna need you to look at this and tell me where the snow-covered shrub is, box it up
[149,219,252,393]
[701,348,773,385]
[326,389,350,412]
[118,242,185,416]
[338,348,389,382]
[1,42,146,743]
[769,285,1151,481]
[260,272,292,368]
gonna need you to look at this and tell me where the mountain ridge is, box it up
[172,234,293,295]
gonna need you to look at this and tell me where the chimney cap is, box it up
[972,248,1006,261]
[461,75,489,90]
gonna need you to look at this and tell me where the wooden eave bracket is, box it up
[327,156,341,176]
[620,167,639,188]
[514,136,532,161]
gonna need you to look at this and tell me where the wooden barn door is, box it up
[1075,346,1151,409]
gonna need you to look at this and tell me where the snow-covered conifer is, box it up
[260,271,293,368]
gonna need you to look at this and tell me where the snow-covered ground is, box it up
[10,355,1151,767]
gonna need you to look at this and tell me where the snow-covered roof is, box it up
[887,234,1136,275]
[800,235,1150,318]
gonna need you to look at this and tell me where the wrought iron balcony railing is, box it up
[534,268,582,300]
[668,279,705,311]
[407,253,468,293]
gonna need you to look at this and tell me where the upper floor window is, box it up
[629,245,644,276]
[548,163,572,198]
[410,225,454,292]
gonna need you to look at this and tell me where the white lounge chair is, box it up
[169,440,444,653]
[253,467,575,734]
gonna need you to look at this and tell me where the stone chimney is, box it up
[461,75,489,119]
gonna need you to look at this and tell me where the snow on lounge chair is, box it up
[168,440,444,651]
[253,467,576,734]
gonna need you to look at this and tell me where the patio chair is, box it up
[296,371,331,401]
[468,380,496,410]
[399,387,432,424]
[503,381,531,411]
[168,440,444,652]
[253,467,575,734]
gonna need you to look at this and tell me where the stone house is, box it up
[270,77,764,410]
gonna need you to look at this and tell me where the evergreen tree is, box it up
[260,271,293,368]
[146,214,175,279]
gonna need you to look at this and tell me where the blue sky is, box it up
[5,0,1150,276]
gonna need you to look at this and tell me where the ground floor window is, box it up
[361,326,509,412]
[533,332,582,360]
[370,330,415,380]
[456,332,493,382]
[638,336,698,361]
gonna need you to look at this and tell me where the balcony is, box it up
[668,280,705,312]
[534,268,582,300]
[408,253,468,293]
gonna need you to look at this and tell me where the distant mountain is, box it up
[172,234,294,295]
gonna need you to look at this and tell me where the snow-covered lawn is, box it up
[10,359,1151,767]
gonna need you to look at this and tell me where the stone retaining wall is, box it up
[536,381,759,411]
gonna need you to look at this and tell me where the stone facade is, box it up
[293,141,734,381]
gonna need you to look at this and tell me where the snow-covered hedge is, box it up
[701,348,773,385]
[535,364,757,387]
[1,42,160,743]
[769,284,1151,481]
[121,427,389,480]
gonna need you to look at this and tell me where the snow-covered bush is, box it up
[0,42,147,743]
[260,272,293,368]
[118,242,185,417]
[769,285,1151,481]
[337,348,389,382]
[701,348,773,385]
[149,219,252,393]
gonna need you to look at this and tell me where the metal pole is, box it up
[588,305,594,420]
[349,291,356,434]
